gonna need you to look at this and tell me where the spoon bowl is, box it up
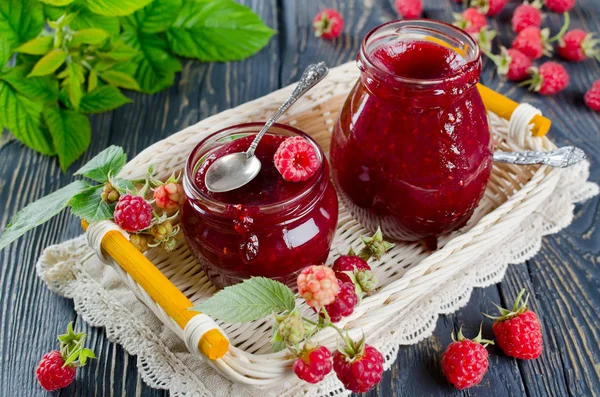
[203,152,262,193]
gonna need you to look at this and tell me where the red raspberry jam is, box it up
[182,123,338,288]
[330,20,493,245]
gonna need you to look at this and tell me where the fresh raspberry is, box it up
[525,61,569,95]
[584,80,600,112]
[453,8,487,35]
[36,351,76,391]
[395,0,423,19]
[297,265,340,308]
[493,47,532,81]
[512,27,551,59]
[154,183,185,213]
[471,0,507,16]
[544,0,575,13]
[558,29,600,62]
[441,327,493,389]
[35,323,95,392]
[512,1,542,33]
[113,194,153,232]
[322,281,358,322]
[274,136,320,182]
[313,9,344,39]
[293,344,333,383]
[333,343,384,393]
[486,289,543,360]
[332,255,371,284]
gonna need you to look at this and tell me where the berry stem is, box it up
[549,12,570,43]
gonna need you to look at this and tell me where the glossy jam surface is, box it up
[331,31,493,244]
[182,125,338,288]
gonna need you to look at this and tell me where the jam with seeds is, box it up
[331,20,493,244]
[182,123,338,288]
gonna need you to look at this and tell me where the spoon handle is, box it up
[493,146,586,168]
[246,62,329,158]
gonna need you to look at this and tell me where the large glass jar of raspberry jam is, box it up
[330,20,493,247]
[182,123,338,288]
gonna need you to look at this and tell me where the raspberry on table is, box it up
[558,29,600,62]
[492,47,532,82]
[525,61,570,95]
[274,136,320,182]
[512,27,551,59]
[441,327,493,389]
[154,183,185,213]
[395,0,423,19]
[544,0,575,13]
[297,265,340,308]
[313,9,344,39]
[471,0,508,16]
[584,80,600,112]
[512,1,542,33]
[486,289,543,360]
[36,351,77,391]
[114,194,154,232]
[293,344,333,383]
[333,343,384,393]
[453,8,487,35]
[322,281,359,322]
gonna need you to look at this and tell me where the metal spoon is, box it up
[493,146,586,168]
[205,62,329,193]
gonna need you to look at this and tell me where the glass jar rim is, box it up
[184,122,327,214]
[358,19,481,87]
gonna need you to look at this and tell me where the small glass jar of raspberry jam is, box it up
[330,20,493,247]
[182,123,338,288]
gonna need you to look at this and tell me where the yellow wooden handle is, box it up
[81,220,229,360]
[477,84,551,137]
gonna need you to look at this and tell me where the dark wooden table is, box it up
[1,1,598,396]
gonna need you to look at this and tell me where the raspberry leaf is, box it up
[0,65,59,104]
[123,0,182,34]
[70,185,114,222]
[82,0,153,17]
[74,145,127,183]
[194,277,296,323]
[0,180,88,251]
[0,0,45,67]
[80,85,132,114]
[43,106,92,171]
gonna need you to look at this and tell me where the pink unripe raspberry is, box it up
[154,183,185,213]
[297,265,339,308]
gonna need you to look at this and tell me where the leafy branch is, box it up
[0,0,275,170]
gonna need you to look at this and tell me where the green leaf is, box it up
[83,0,153,17]
[124,0,182,34]
[43,107,91,171]
[71,7,120,37]
[67,63,83,110]
[0,0,45,66]
[193,277,296,323]
[74,145,126,182]
[40,0,75,5]
[70,185,113,222]
[121,30,181,94]
[99,41,138,62]
[99,70,140,90]
[0,180,88,251]
[0,81,55,155]
[43,4,66,21]
[0,65,59,103]
[110,177,134,193]
[14,36,54,55]
[80,85,131,114]
[87,69,98,92]
[70,28,110,46]
[166,0,275,62]
[28,49,67,77]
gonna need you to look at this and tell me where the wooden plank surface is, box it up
[0,0,598,396]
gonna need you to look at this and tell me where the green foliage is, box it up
[0,0,274,170]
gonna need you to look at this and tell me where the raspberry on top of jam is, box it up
[194,134,319,206]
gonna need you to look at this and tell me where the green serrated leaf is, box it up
[0,180,88,251]
[70,185,113,222]
[70,28,110,46]
[80,85,131,114]
[40,0,75,5]
[14,36,54,55]
[70,7,120,37]
[123,0,182,34]
[99,41,138,62]
[43,106,91,171]
[83,0,153,17]
[43,4,66,21]
[99,70,140,90]
[67,63,83,110]
[28,49,67,77]
[166,0,275,62]
[87,69,98,92]
[0,0,45,67]
[0,81,55,155]
[74,145,126,182]
[0,65,59,103]
[121,30,181,94]
[193,277,296,323]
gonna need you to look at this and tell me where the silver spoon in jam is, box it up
[205,62,329,193]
